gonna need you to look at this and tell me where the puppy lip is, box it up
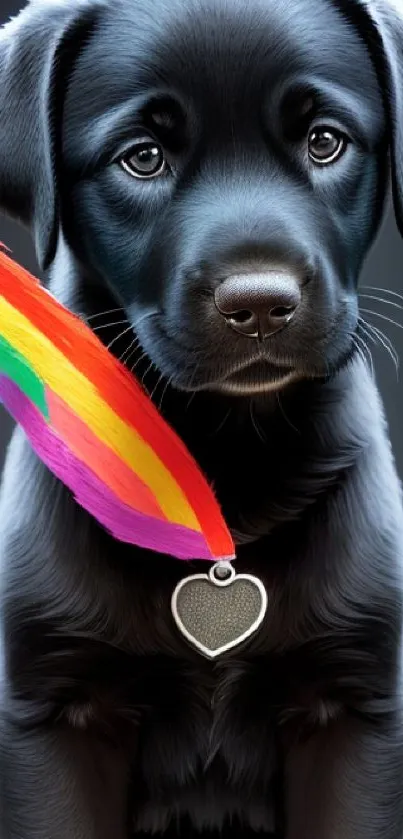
[221,358,295,386]
[133,312,302,391]
[174,358,297,393]
[214,372,298,395]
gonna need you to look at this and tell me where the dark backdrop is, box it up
[0,0,402,478]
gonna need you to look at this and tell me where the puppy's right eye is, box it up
[120,141,166,179]
[308,126,347,166]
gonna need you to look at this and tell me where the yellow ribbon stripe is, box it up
[0,295,201,531]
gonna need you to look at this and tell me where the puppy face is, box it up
[0,0,400,396]
[59,0,387,395]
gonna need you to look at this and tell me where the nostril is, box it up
[229,309,254,324]
[270,304,296,320]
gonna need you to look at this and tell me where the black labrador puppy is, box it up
[1,0,403,836]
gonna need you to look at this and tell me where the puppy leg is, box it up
[0,719,129,839]
[284,713,403,839]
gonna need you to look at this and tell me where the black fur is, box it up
[1,0,403,836]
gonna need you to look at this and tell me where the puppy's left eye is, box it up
[120,141,166,179]
[308,126,347,165]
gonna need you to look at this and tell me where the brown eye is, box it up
[120,142,166,178]
[308,126,346,165]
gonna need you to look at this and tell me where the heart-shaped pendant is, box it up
[171,561,268,659]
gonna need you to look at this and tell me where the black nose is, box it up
[214,271,301,338]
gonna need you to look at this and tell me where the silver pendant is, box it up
[171,561,268,659]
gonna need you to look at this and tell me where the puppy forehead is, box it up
[68,0,377,115]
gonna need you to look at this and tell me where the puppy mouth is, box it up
[134,316,298,393]
[210,359,297,395]
[131,311,348,395]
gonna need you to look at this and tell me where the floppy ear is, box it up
[0,0,98,270]
[337,0,403,236]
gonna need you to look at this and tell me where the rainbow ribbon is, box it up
[0,249,235,562]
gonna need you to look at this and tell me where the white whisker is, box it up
[92,319,130,332]
[106,323,134,350]
[209,406,232,438]
[353,340,368,374]
[360,285,403,304]
[119,336,140,364]
[149,373,166,402]
[86,307,125,321]
[129,350,148,374]
[360,307,403,333]
[358,316,399,380]
[353,331,374,378]
[359,293,403,313]
[158,376,173,413]
[140,360,156,396]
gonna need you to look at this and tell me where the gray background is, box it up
[0,0,402,477]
